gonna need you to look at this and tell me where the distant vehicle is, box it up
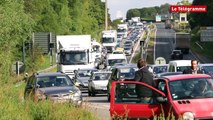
[171,50,183,60]
[165,19,172,29]
[56,35,95,78]
[24,72,82,106]
[110,74,213,119]
[117,24,128,38]
[106,54,127,69]
[168,60,191,72]
[88,70,112,96]
[199,63,213,76]
[74,68,98,92]
[124,46,133,56]
[148,64,168,75]
[107,64,138,101]
[174,33,190,54]
[102,30,117,53]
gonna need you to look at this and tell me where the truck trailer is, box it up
[174,33,190,54]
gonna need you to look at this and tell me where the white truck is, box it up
[174,33,190,54]
[106,54,127,69]
[102,30,117,53]
[117,23,128,38]
[56,35,95,78]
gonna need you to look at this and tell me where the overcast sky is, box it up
[107,0,193,20]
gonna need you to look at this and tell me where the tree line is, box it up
[0,0,106,83]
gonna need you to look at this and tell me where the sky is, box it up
[107,0,193,20]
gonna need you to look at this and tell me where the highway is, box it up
[82,23,212,120]
[155,23,203,63]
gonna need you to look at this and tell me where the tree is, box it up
[126,9,141,20]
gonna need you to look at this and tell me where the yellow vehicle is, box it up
[112,48,124,54]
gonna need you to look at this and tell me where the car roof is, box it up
[93,70,112,74]
[199,63,213,66]
[35,72,66,77]
[168,60,191,66]
[148,64,168,67]
[112,63,137,69]
[162,74,211,81]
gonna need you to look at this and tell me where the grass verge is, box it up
[0,77,99,120]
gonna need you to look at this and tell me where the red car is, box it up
[110,74,213,119]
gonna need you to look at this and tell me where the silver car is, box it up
[88,70,112,96]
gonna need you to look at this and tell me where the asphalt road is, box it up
[82,29,143,120]
[155,23,200,63]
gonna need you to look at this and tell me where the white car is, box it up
[88,70,112,96]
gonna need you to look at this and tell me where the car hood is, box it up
[39,86,79,95]
[92,80,108,86]
[172,98,213,118]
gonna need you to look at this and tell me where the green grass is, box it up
[191,27,213,60]
[0,81,99,120]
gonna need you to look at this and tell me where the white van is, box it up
[168,60,191,72]
[106,54,127,69]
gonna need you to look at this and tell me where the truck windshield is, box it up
[108,59,126,66]
[61,52,87,65]
[102,38,114,43]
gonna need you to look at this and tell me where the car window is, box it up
[119,68,136,79]
[169,78,213,100]
[93,73,111,80]
[114,82,162,104]
[37,75,73,88]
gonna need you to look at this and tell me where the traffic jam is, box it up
[24,18,213,120]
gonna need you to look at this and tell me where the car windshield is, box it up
[124,47,131,50]
[120,68,136,79]
[201,66,213,75]
[169,78,213,100]
[93,73,111,80]
[108,59,126,66]
[78,69,96,77]
[36,75,73,88]
[173,51,181,54]
[153,66,168,74]
[102,37,114,43]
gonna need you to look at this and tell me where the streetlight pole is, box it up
[105,0,108,30]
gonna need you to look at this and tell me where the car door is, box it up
[110,81,166,119]
[24,75,36,99]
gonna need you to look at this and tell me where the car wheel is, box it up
[92,91,96,96]
[88,90,92,96]
[107,93,110,102]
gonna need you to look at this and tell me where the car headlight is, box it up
[183,112,194,120]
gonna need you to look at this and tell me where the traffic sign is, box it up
[155,57,166,65]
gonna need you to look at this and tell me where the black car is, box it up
[171,50,183,60]
[24,72,82,106]
[107,64,138,101]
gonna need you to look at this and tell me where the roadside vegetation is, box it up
[0,0,106,119]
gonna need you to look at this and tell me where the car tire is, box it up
[88,90,92,96]
[107,93,110,102]
[92,91,96,96]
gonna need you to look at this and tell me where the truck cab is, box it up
[56,35,95,78]
[102,30,117,53]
